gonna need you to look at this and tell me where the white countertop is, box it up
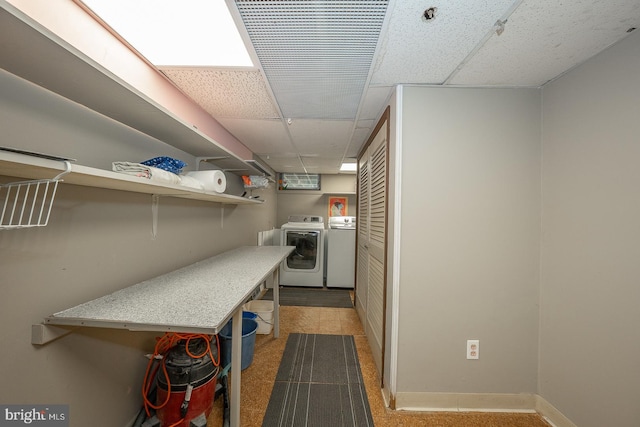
[46,246,293,334]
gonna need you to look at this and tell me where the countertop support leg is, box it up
[230,309,242,427]
[273,268,280,338]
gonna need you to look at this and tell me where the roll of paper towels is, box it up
[186,170,227,193]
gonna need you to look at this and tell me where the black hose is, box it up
[135,362,159,427]
[221,374,230,427]
[132,407,146,427]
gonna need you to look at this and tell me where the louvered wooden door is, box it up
[356,115,388,377]
[356,154,370,318]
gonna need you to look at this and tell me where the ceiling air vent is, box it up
[235,0,389,120]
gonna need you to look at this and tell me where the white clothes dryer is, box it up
[326,216,356,288]
[280,215,325,287]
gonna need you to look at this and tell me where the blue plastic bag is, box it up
[141,156,186,174]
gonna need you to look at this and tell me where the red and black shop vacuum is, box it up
[137,335,220,427]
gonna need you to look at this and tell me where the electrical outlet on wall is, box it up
[467,339,479,360]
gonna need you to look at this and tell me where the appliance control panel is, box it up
[329,216,356,229]
[288,215,324,224]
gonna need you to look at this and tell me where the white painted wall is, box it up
[539,29,640,427]
[395,86,542,396]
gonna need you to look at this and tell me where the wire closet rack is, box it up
[0,159,72,230]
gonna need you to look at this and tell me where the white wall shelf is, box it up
[0,2,264,177]
[0,150,262,205]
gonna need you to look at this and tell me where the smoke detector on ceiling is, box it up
[423,7,437,21]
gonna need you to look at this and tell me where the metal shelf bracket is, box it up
[31,323,76,345]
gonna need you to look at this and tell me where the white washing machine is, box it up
[326,216,356,288]
[280,215,325,287]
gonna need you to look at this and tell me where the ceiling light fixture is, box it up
[340,162,357,172]
[494,19,507,36]
[80,0,253,67]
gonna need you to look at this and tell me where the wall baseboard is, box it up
[535,395,578,427]
[393,392,576,427]
[395,392,537,412]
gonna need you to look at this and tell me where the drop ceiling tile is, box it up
[371,0,515,85]
[360,86,394,120]
[287,120,354,156]
[160,67,279,118]
[350,127,373,156]
[450,0,640,86]
[215,117,292,154]
[262,154,306,173]
[300,156,344,174]
[357,119,377,129]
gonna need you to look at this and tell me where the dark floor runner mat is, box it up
[262,333,374,427]
[262,287,353,308]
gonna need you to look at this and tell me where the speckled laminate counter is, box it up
[46,246,294,334]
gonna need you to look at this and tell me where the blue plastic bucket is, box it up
[243,311,257,321]
[219,318,258,371]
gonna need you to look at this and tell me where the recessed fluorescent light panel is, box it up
[81,0,253,67]
[340,162,357,172]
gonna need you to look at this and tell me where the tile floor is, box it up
[207,305,551,427]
